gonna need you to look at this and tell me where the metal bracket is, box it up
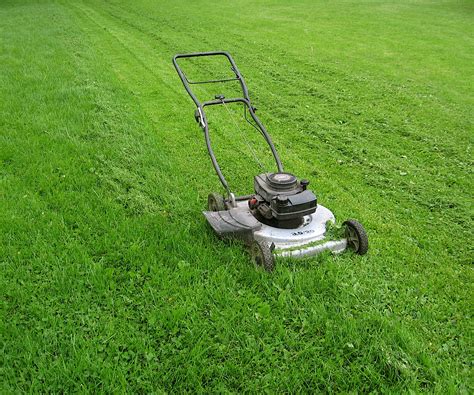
[229,193,237,208]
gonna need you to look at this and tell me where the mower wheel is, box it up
[207,192,226,211]
[250,240,275,272]
[343,219,368,255]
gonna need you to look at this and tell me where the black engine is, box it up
[249,172,317,228]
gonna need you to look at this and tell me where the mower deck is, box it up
[203,202,347,259]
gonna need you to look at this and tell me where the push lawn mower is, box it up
[173,51,368,271]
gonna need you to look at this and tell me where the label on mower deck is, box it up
[291,229,315,236]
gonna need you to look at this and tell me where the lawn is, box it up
[1,0,472,392]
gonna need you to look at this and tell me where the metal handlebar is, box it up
[173,51,250,107]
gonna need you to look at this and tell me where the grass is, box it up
[1,0,472,392]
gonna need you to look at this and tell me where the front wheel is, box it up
[249,240,275,272]
[343,219,368,255]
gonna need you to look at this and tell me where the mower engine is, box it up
[250,173,317,228]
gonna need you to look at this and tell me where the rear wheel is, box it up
[249,240,275,272]
[207,192,226,211]
[343,219,368,255]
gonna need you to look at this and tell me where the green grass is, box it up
[1,0,472,392]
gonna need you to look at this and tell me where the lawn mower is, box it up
[173,51,368,270]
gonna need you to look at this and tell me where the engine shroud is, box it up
[253,172,317,228]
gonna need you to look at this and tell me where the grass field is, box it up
[1,0,473,392]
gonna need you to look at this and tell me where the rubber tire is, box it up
[250,240,275,272]
[343,219,368,255]
[207,192,226,211]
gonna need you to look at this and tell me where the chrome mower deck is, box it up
[203,201,347,259]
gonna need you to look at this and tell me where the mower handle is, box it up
[173,51,284,197]
[172,51,250,107]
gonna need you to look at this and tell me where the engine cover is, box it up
[253,172,317,228]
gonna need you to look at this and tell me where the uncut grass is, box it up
[1,0,472,392]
